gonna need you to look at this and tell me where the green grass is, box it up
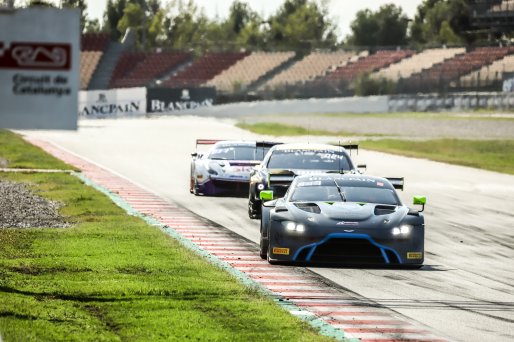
[0,129,74,170]
[360,139,514,175]
[0,171,333,341]
[236,122,373,137]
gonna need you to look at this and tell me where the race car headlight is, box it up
[392,225,412,236]
[283,221,305,233]
[207,168,218,175]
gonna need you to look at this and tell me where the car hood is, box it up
[285,201,410,229]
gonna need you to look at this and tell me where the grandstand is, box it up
[206,52,295,92]
[374,48,465,81]
[460,54,514,86]
[80,33,110,90]
[261,51,358,89]
[109,52,147,88]
[405,46,514,91]
[471,0,514,30]
[322,50,415,82]
[163,52,249,87]
[111,52,191,88]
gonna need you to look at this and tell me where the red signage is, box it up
[0,42,71,70]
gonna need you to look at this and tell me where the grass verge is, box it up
[0,132,333,341]
[236,122,363,137]
[0,129,74,170]
[0,172,332,341]
[360,139,514,175]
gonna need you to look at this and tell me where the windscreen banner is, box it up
[79,87,147,117]
[0,8,80,129]
[146,87,216,113]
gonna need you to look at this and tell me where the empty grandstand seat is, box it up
[109,52,147,88]
[80,51,103,89]
[460,53,514,86]
[162,52,250,87]
[111,52,191,88]
[323,50,415,82]
[261,51,356,89]
[407,46,514,88]
[375,47,465,81]
[206,52,295,92]
[81,33,110,52]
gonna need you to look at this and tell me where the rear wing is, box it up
[196,139,222,147]
[256,141,282,148]
[334,143,359,157]
[385,177,404,191]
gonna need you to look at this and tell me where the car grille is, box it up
[304,238,400,264]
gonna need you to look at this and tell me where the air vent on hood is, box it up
[374,205,396,215]
[295,203,321,214]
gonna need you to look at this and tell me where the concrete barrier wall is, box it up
[170,96,390,117]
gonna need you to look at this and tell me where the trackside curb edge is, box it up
[72,172,354,342]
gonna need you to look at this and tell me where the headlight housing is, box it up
[282,221,305,233]
[392,224,412,236]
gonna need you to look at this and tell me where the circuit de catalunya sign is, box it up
[0,8,79,130]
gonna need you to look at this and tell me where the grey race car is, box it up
[248,143,364,219]
[259,174,426,267]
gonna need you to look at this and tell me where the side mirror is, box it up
[260,190,274,201]
[413,195,426,212]
[357,164,367,173]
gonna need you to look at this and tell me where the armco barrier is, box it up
[79,90,514,118]
[389,93,514,112]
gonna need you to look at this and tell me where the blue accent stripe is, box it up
[292,233,402,264]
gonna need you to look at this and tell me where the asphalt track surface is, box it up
[22,116,514,342]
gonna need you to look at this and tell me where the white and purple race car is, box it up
[190,140,280,196]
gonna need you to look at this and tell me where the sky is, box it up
[75,0,424,39]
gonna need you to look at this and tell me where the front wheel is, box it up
[259,236,267,259]
[248,198,261,219]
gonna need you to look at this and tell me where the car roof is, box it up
[272,143,347,152]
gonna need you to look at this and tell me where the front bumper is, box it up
[268,228,424,266]
[197,177,249,195]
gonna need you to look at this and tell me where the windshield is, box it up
[267,149,351,170]
[208,146,269,160]
[290,183,399,205]
[290,185,343,202]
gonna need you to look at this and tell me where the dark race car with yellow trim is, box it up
[248,143,364,218]
[259,174,426,268]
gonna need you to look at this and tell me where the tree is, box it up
[268,0,337,51]
[61,0,88,31]
[409,0,472,45]
[346,4,409,47]
[104,0,128,40]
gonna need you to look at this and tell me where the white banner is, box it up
[79,87,147,117]
[0,8,79,130]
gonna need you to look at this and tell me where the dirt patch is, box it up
[0,180,69,228]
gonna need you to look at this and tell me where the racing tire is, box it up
[248,198,261,219]
[259,236,267,259]
[192,179,200,196]
[259,206,271,259]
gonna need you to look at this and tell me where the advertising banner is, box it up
[0,8,80,129]
[147,87,216,113]
[79,87,147,117]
